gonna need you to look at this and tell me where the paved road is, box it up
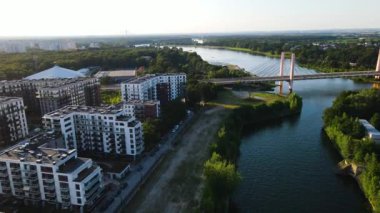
[95,112,194,213]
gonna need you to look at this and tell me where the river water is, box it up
[181,46,372,212]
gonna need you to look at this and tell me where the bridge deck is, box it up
[207,71,379,85]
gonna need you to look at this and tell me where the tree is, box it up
[203,153,241,213]
[370,113,380,130]
[142,119,161,151]
[99,76,112,85]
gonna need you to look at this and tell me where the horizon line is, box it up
[1,27,380,40]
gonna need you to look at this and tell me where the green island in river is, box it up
[324,88,380,212]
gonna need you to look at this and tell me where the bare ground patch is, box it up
[125,107,229,213]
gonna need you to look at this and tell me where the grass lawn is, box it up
[250,92,285,103]
[221,46,293,58]
[206,90,286,109]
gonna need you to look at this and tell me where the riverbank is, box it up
[325,128,379,212]
[200,92,303,211]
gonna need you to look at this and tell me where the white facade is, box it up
[0,97,28,145]
[121,73,186,102]
[42,105,144,156]
[0,132,103,210]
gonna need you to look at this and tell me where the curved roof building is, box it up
[25,65,84,80]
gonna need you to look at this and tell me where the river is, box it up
[181,46,371,212]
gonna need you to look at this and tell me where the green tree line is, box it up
[204,36,380,72]
[0,46,249,80]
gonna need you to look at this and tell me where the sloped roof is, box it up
[25,65,85,80]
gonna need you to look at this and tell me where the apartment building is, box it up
[0,97,28,146]
[121,73,186,104]
[36,78,100,115]
[123,100,160,121]
[0,131,103,211]
[0,78,100,116]
[42,105,144,157]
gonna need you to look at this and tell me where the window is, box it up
[76,184,80,190]
[76,191,81,197]
[77,198,81,204]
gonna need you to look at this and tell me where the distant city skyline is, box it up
[1,0,380,37]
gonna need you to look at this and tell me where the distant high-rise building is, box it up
[42,104,144,157]
[0,97,28,146]
[120,73,186,104]
[0,131,103,211]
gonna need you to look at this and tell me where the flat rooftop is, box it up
[0,96,23,104]
[0,131,75,164]
[58,157,90,174]
[124,100,159,105]
[95,70,136,78]
[125,73,186,84]
[360,119,380,135]
[0,78,98,89]
[96,160,130,173]
[75,165,98,181]
[44,104,128,118]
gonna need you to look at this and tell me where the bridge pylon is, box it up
[279,52,285,94]
[289,53,295,92]
[376,49,380,79]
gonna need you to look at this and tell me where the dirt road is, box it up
[125,107,228,213]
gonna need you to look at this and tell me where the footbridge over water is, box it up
[206,50,380,92]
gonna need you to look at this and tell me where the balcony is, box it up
[29,190,41,195]
[0,173,8,178]
[28,170,38,175]
[12,176,22,182]
[30,184,40,191]
[27,172,38,178]
[45,194,56,201]
[60,187,70,193]
[62,200,71,207]
[43,178,55,184]
[44,185,55,191]
[44,189,56,197]
[61,192,70,199]
[10,167,20,173]
[85,184,100,199]
[13,181,23,187]
[85,179,99,191]
[2,185,11,190]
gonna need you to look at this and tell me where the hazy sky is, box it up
[1,0,379,36]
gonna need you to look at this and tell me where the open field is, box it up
[124,107,230,213]
[206,89,286,109]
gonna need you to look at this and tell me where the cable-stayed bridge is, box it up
[206,50,380,92]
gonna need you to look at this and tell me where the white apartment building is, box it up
[0,131,103,211]
[121,73,187,103]
[0,97,28,146]
[42,105,144,156]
